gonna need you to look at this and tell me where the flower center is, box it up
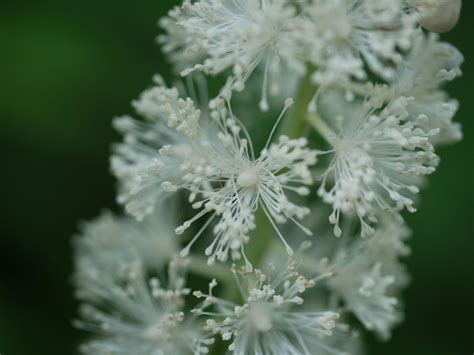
[249,304,273,332]
[143,324,167,341]
[237,166,262,188]
[172,144,194,159]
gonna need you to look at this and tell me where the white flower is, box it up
[304,215,411,340]
[317,95,439,237]
[346,262,400,339]
[192,261,343,355]
[162,0,304,111]
[300,0,420,87]
[389,32,463,145]
[111,82,202,219]
[74,223,212,355]
[73,210,178,294]
[112,81,318,264]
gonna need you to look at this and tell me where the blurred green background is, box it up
[0,1,472,354]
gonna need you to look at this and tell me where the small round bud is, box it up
[416,0,462,33]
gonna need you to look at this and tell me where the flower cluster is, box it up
[72,0,464,353]
[160,0,429,107]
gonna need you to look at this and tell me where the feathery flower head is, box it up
[192,260,343,354]
[112,80,318,264]
[331,261,401,340]
[389,32,463,145]
[164,0,303,111]
[305,215,411,340]
[74,218,211,355]
[317,94,439,237]
[111,78,203,220]
[300,0,419,87]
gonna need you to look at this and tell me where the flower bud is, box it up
[416,0,462,33]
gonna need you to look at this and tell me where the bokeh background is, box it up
[1,1,472,354]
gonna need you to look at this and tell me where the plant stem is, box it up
[245,208,275,266]
[308,112,336,144]
[188,255,231,283]
[277,69,318,139]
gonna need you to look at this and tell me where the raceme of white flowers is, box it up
[73,0,464,354]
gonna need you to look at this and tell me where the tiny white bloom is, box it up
[111,82,202,219]
[193,261,344,355]
[177,99,316,263]
[74,217,212,355]
[163,0,304,110]
[317,95,439,237]
[112,81,318,264]
[305,214,411,339]
[390,32,463,145]
[300,0,420,86]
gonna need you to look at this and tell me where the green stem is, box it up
[188,255,231,283]
[277,69,318,139]
[244,208,275,267]
[307,112,336,144]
